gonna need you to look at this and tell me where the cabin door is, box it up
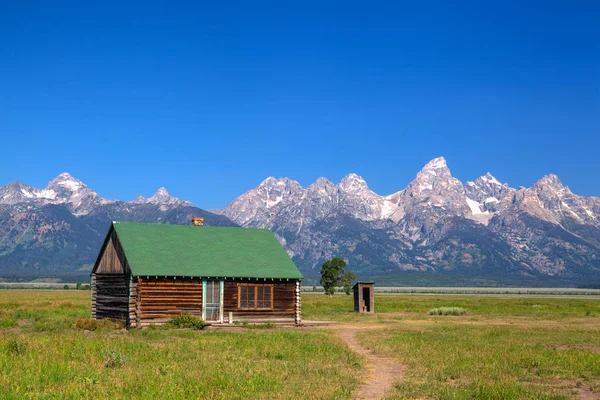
[203,280,224,323]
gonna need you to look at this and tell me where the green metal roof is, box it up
[111,222,303,279]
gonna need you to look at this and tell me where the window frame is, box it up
[237,283,274,310]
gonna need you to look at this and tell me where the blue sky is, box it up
[1,1,598,209]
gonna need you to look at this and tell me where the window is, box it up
[238,284,273,309]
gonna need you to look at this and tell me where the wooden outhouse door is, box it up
[203,280,224,323]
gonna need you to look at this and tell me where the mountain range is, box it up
[0,173,234,279]
[1,158,599,286]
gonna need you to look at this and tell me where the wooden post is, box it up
[294,281,302,325]
[128,275,138,328]
[135,276,141,328]
[90,274,97,319]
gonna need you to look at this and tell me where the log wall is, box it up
[102,277,302,327]
[137,277,203,327]
[93,273,130,321]
[223,279,296,322]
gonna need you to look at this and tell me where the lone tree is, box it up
[341,271,357,295]
[320,257,351,296]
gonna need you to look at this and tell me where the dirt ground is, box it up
[329,324,405,399]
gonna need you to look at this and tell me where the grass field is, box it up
[1,290,599,399]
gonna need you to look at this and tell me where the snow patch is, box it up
[419,183,433,192]
[484,197,499,203]
[20,189,34,198]
[466,197,489,215]
[37,189,57,199]
[266,195,283,208]
[380,200,399,219]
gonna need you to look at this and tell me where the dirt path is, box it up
[334,325,405,400]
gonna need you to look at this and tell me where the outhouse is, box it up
[353,281,374,313]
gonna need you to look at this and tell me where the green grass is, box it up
[303,292,600,398]
[301,292,600,321]
[0,290,360,399]
[357,323,600,399]
[1,289,600,399]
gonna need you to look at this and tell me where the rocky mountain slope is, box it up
[222,157,600,284]
[1,159,599,285]
[0,174,235,276]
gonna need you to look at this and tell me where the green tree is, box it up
[320,257,347,296]
[341,271,357,295]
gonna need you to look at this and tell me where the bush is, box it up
[102,350,126,368]
[427,307,467,316]
[166,314,207,330]
[74,318,125,331]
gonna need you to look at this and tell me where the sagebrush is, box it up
[427,307,467,316]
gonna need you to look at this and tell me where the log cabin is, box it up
[91,221,303,327]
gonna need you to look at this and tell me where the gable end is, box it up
[92,225,130,275]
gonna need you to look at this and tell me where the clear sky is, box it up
[1,1,598,209]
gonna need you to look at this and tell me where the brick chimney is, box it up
[191,217,204,226]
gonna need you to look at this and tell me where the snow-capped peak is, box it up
[480,172,502,186]
[423,157,447,170]
[259,176,278,186]
[338,173,369,193]
[47,172,86,192]
[258,176,302,190]
[0,180,50,204]
[130,187,194,210]
[147,187,173,203]
[312,177,335,187]
[536,174,564,188]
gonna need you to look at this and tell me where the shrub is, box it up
[102,350,126,368]
[166,314,207,330]
[74,318,125,331]
[427,307,467,316]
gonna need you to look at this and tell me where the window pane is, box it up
[240,285,272,309]
[240,286,249,308]
[264,286,272,308]
[256,286,271,309]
